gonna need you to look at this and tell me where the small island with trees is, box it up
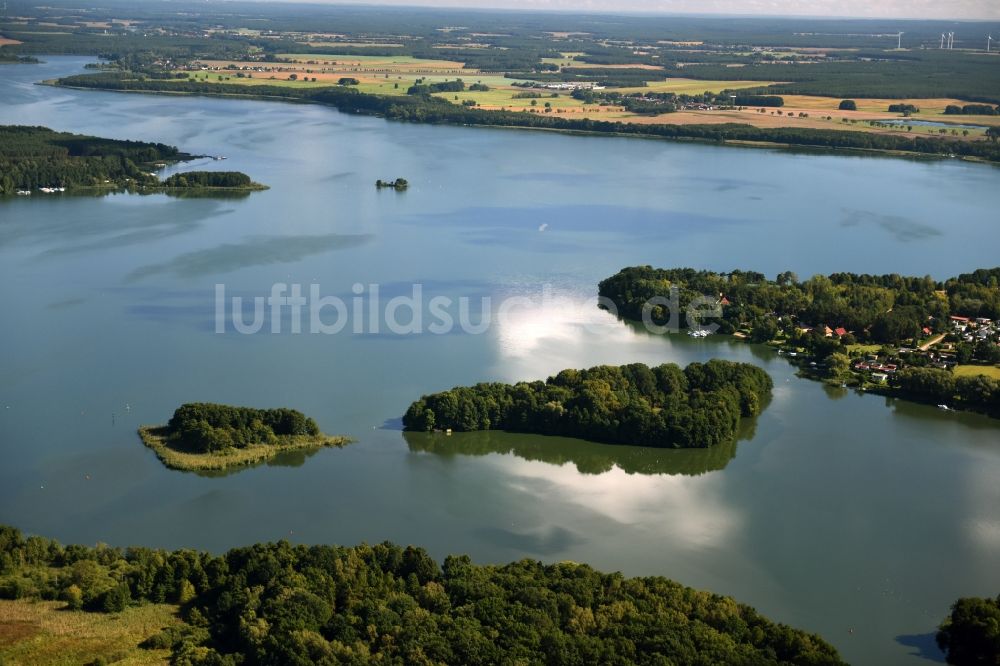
[158,170,267,192]
[375,177,409,190]
[0,126,265,197]
[404,360,772,449]
[138,403,351,472]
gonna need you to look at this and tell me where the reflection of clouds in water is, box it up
[473,525,585,556]
[489,288,768,381]
[126,233,373,281]
[840,210,941,242]
[499,458,741,549]
[494,291,629,366]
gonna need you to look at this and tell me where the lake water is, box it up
[2,57,1000,665]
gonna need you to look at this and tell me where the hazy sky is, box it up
[262,0,999,20]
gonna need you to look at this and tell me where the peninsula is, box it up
[599,266,1000,417]
[138,403,350,472]
[0,126,265,196]
[404,360,773,449]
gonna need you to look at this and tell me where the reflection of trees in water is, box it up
[189,447,322,478]
[823,384,849,401]
[404,416,760,477]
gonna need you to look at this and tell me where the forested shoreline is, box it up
[598,267,1000,417]
[53,74,1000,164]
[0,125,186,195]
[0,525,846,665]
[404,361,773,449]
[0,126,263,196]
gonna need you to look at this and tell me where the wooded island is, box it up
[404,360,772,449]
[139,403,350,472]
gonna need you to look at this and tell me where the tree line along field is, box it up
[162,55,998,140]
[5,1,1000,145]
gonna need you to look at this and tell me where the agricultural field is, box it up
[954,365,1000,380]
[617,78,779,95]
[275,53,466,71]
[779,94,1000,125]
[0,36,23,46]
[0,599,181,665]
[620,107,988,139]
[175,64,994,138]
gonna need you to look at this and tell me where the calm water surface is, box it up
[2,57,1000,665]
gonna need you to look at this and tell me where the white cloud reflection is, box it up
[498,454,743,549]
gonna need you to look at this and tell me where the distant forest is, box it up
[4,2,999,100]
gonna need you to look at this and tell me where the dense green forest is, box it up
[936,594,1000,666]
[598,266,1000,343]
[403,361,772,449]
[54,74,1000,164]
[0,126,265,195]
[0,49,37,64]
[0,125,184,194]
[165,403,321,453]
[890,368,1000,416]
[672,52,1000,103]
[0,525,846,665]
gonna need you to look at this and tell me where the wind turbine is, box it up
[940,33,946,49]
[989,35,993,53]
[896,32,904,49]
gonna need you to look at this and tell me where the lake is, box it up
[2,57,999,665]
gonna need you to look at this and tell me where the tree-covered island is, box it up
[404,360,772,449]
[138,403,351,472]
[375,177,409,190]
[599,266,1000,417]
[159,170,267,191]
[0,126,265,196]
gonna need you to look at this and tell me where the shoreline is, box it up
[138,425,352,472]
[44,80,999,166]
[711,331,998,419]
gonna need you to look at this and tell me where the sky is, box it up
[259,0,1000,20]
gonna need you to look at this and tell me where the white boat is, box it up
[937,404,951,411]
